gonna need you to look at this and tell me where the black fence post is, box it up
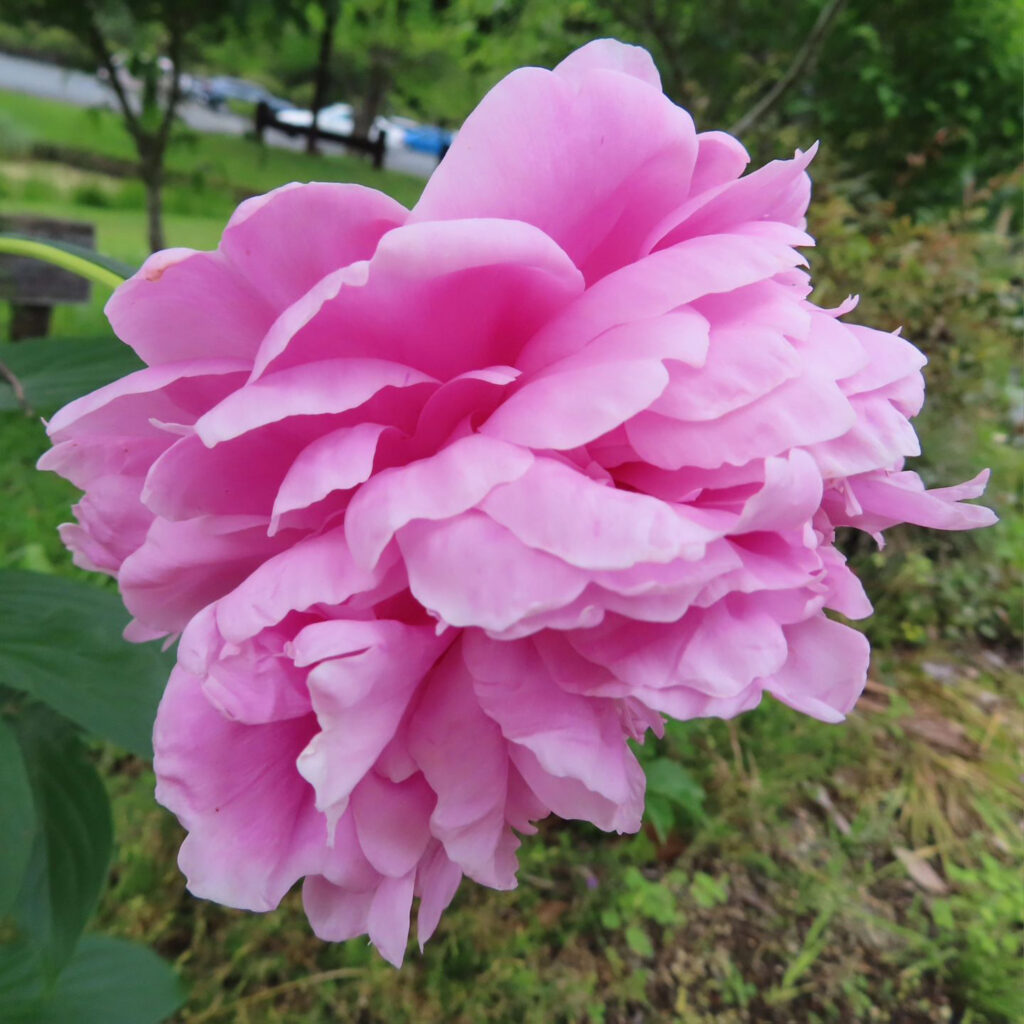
[254,101,269,144]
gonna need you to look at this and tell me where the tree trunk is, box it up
[308,0,340,155]
[354,57,389,140]
[141,153,165,252]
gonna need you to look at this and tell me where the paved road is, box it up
[0,51,438,179]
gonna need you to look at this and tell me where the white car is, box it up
[372,116,409,149]
[274,102,354,136]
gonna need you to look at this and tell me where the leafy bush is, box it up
[929,852,1024,1020]
[0,573,185,1023]
[70,182,114,208]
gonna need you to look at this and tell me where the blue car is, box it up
[402,124,454,156]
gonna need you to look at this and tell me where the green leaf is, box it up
[0,936,45,1021]
[0,715,35,916]
[0,571,174,758]
[0,336,144,416]
[0,934,185,1024]
[624,924,654,958]
[599,908,622,931]
[690,871,729,910]
[32,935,184,1024]
[10,704,112,979]
[0,234,133,289]
[644,759,706,822]
[643,793,673,844]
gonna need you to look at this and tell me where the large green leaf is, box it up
[0,935,185,1024]
[33,935,185,1024]
[0,336,144,416]
[10,705,112,980]
[0,715,35,916]
[0,571,174,758]
[0,937,45,1021]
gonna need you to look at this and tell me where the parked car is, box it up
[203,76,292,113]
[274,102,355,137]
[372,115,408,149]
[402,122,456,156]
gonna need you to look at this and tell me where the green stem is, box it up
[0,237,126,291]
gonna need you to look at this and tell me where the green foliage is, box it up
[0,571,174,757]
[0,717,35,916]
[812,0,1023,210]
[689,871,729,910]
[3,0,252,58]
[6,702,113,979]
[0,19,95,69]
[4,934,186,1024]
[0,689,184,1022]
[0,110,34,160]
[635,740,707,842]
[0,414,82,575]
[0,336,144,415]
[928,854,1024,1020]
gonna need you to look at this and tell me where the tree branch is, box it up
[729,0,848,139]
[157,12,185,148]
[82,2,142,139]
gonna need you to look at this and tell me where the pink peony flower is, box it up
[41,40,995,965]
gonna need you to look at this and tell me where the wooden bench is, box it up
[0,215,96,341]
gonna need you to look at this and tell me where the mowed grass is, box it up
[0,88,426,208]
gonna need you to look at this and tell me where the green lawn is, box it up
[0,89,426,209]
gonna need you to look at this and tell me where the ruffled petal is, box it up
[407,645,523,888]
[464,633,644,832]
[412,54,698,282]
[765,616,870,722]
[219,182,407,309]
[119,516,298,632]
[345,434,534,570]
[399,513,587,632]
[480,456,723,570]
[153,667,324,911]
[250,219,583,382]
[553,38,662,89]
[294,620,450,833]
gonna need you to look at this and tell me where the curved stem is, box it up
[0,236,125,291]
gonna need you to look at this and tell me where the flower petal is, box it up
[153,667,324,911]
[412,61,698,282]
[345,434,534,570]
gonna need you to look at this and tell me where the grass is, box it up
[0,89,426,209]
[0,92,1021,1022]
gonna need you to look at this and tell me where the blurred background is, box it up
[0,1,1021,1022]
